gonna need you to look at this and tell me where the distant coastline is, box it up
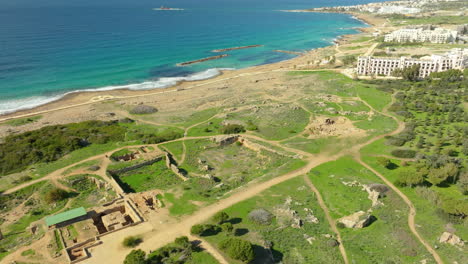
[0,9,374,120]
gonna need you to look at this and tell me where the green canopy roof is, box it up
[45,207,87,227]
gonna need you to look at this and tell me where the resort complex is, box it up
[357,48,468,77]
[0,1,467,264]
[384,27,458,43]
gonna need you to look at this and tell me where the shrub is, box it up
[248,208,273,225]
[123,236,142,248]
[212,211,229,224]
[190,224,204,235]
[391,149,416,158]
[326,239,340,247]
[220,124,245,134]
[221,222,234,233]
[88,165,100,171]
[129,105,158,115]
[219,238,255,263]
[190,224,221,236]
[174,236,191,249]
[245,120,258,131]
[385,136,407,146]
[0,120,127,175]
[394,167,424,187]
[124,249,146,264]
[44,188,69,204]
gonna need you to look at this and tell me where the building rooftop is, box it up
[45,207,87,227]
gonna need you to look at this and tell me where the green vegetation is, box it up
[200,177,344,263]
[123,236,220,264]
[219,124,245,134]
[54,229,64,252]
[160,141,184,161]
[0,120,127,175]
[308,157,432,263]
[62,159,101,175]
[124,249,146,264]
[20,249,36,257]
[123,236,143,248]
[44,188,69,204]
[3,115,42,127]
[361,73,467,263]
[392,65,421,81]
[60,174,116,208]
[388,14,468,25]
[112,159,182,193]
[219,238,255,263]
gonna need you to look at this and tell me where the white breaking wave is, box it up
[0,68,234,115]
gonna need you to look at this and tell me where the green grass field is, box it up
[308,156,433,263]
[114,159,182,193]
[201,177,344,263]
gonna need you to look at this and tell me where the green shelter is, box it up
[45,207,87,228]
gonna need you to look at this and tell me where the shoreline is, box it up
[0,12,378,122]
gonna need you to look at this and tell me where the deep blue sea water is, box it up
[0,0,385,114]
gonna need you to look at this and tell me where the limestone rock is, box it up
[439,232,464,247]
[338,211,376,228]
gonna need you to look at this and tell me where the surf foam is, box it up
[0,68,234,115]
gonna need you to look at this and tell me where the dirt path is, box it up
[356,158,443,264]
[85,153,343,264]
[303,175,349,264]
[2,89,441,264]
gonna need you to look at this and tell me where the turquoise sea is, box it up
[0,0,384,114]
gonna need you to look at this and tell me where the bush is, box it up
[220,124,246,134]
[124,249,146,264]
[44,188,69,204]
[245,120,258,131]
[0,120,127,175]
[394,167,424,187]
[221,222,234,233]
[212,211,229,224]
[248,208,273,225]
[174,236,191,249]
[219,238,255,263]
[391,149,416,158]
[190,224,221,236]
[123,236,142,248]
[190,224,204,235]
[88,165,100,171]
[129,105,158,115]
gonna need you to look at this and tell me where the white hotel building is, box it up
[384,28,458,44]
[357,48,468,78]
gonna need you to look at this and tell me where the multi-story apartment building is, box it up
[384,27,458,43]
[357,48,468,78]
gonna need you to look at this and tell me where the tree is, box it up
[427,167,449,186]
[190,224,205,235]
[220,124,245,134]
[395,167,424,187]
[174,236,191,249]
[44,188,68,204]
[219,238,255,263]
[392,64,420,81]
[456,172,468,195]
[376,157,391,169]
[190,224,221,236]
[124,249,146,264]
[212,211,229,224]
